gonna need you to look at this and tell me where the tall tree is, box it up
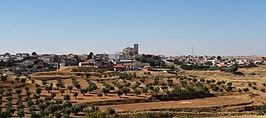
[87,52,94,59]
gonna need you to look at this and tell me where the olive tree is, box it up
[17,109,25,118]
[73,92,78,99]
[67,86,73,93]
[116,89,123,98]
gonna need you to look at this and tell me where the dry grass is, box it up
[99,94,252,112]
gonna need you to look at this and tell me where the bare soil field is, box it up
[99,94,252,112]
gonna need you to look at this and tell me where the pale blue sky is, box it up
[0,0,266,56]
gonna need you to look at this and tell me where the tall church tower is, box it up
[134,44,139,55]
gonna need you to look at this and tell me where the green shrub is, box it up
[0,111,11,118]
[141,113,156,118]
[71,68,78,72]
[243,88,249,92]
[105,107,116,115]
[238,88,243,92]
[259,103,266,115]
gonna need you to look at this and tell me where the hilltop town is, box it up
[1,44,265,76]
[0,44,266,118]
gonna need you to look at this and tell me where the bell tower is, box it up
[134,44,139,55]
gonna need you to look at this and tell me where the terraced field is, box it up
[1,66,266,117]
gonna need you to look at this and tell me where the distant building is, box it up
[122,44,139,56]
[113,61,150,71]
[95,54,109,61]
[79,59,96,66]
[22,59,35,66]
[108,52,125,61]
[59,59,78,68]
[134,44,139,55]
[16,53,30,60]
[59,63,65,68]
[108,54,118,60]
[123,47,135,56]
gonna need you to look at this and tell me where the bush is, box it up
[180,64,210,70]
[206,80,211,84]
[97,92,103,98]
[115,89,122,98]
[253,86,257,90]
[102,88,110,95]
[225,87,232,92]
[210,84,219,91]
[85,111,112,118]
[227,82,232,86]
[238,88,243,92]
[0,111,11,118]
[211,66,224,70]
[153,77,159,85]
[259,103,266,115]
[179,116,193,118]
[140,76,146,83]
[54,111,62,118]
[141,113,157,118]
[216,81,222,85]
[243,88,249,92]
[225,64,238,73]
[134,89,141,96]
[71,68,78,72]
[105,107,116,115]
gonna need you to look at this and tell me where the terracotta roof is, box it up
[113,64,124,68]
[123,63,135,66]
[86,59,96,62]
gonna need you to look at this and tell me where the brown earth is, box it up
[100,94,252,112]
[13,65,265,117]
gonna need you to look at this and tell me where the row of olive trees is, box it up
[0,75,26,84]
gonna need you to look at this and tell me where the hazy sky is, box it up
[0,0,266,56]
